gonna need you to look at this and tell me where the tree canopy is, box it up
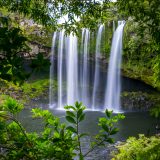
[117,0,160,85]
[117,0,160,44]
[0,0,116,32]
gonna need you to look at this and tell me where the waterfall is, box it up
[92,25,104,109]
[66,34,79,105]
[104,21,125,112]
[81,29,90,106]
[79,29,85,101]
[58,30,65,109]
[49,21,125,111]
[49,32,57,109]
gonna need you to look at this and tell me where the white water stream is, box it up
[92,25,104,110]
[49,21,125,112]
[104,21,125,111]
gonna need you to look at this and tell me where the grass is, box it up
[0,77,57,107]
[22,79,50,99]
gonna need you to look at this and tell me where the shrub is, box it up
[0,98,125,159]
[112,134,160,160]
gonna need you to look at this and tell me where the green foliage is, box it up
[123,20,154,68]
[0,0,116,32]
[64,102,86,158]
[65,102,125,159]
[0,11,52,84]
[1,97,24,114]
[31,108,75,160]
[24,25,52,48]
[0,77,52,107]
[150,106,160,119]
[121,18,160,88]
[30,52,50,72]
[21,79,50,99]
[0,99,75,159]
[117,0,160,44]
[0,99,125,159]
[153,55,160,85]
[118,0,160,87]
[112,134,160,160]
[94,110,125,145]
[0,14,30,84]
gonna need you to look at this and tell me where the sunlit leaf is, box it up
[66,126,77,133]
[110,128,119,135]
[66,111,75,118]
[105,109,113,118]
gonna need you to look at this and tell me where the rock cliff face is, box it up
[121,91,160,111]
[29,41,51,58]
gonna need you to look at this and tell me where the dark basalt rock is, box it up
[121,91,158,111]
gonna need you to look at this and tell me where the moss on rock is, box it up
[121,91,160,111]
[0,78,57,108]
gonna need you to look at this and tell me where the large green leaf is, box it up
[66,126,77,133]
[105,137,114,143]
[110,128,119,135]
[105,109,113,118]
[77,109,83,119]
[66,111,75,118]
[101,124,109,132]
[78,113,85,122]
[66,116,76,124]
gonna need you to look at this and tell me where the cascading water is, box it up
[66,34,79,105]
[49,32,57,109]
[79,29,85,101]
[92,25,104,110]
[49,32,79,108]
[49,21,125,112]
[57,30,65,109]
[104,21,125,112]
[81,29,90,106]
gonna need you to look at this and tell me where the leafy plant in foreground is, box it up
[0,97,75,159]
[112,134,160,160]
[64,102,125,159]
[0,98,125,159]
